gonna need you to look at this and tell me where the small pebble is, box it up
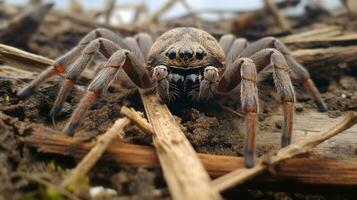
[295,103,304,112]
[90,186,117,198]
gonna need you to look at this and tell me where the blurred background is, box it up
[1,1,357,200]
[8,0,343,24]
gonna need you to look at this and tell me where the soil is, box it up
[0,5,357,200]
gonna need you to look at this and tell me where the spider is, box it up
[17,27,327,167]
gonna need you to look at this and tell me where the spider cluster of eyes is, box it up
[164,47,207,61]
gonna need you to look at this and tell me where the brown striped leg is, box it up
[240,59,259,168]
[218,46,296,167]
[135,33,154,62]
[216,58,258,168]
[17,28,127,98]
[240,37,327,112]
[16,46,81,98]
[225,38,249,66]
[250,49,296,147]
[49,38,121,117]
[63,49,153,135]
[219,34,236,55]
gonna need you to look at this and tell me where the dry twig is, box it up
[23,126,357,187]
[0,44,93,81]
[0,43,52,71]
[120,106,154,136]
[61,117,130,189]
[212,111,357,192]
[293,45,357,66]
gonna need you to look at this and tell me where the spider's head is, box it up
[148,27,225,103]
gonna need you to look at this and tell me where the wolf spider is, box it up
[17,27,327,167]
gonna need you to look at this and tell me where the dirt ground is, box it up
[1,6,357,200]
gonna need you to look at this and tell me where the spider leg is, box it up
[226,38,249,66]
[64,49,152,135]
[17,28,128,98]
[135,33,154,62]
[198,35,249,101]
[216,58,258,168]
[49,38,121,117]
[240,37,327,112]
[240,59,259,168]
[216,37,250,93]
[219,34,236,55]
[197,66,220,101]
[250,48,295,148]
[124,37,146,62]
[216,49,295,166]
[16,47,79,98]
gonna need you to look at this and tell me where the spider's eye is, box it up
[166,49,177,59]
[196,48,205,60]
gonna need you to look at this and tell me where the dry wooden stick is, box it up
[279,25,357,45]
[120,106,154,136]
[264,0,291,32]
[0,43,93,80]
[279,26,342,43]
[140,92,222,200]
[212,111,357,192]
[292,45,357,66]
[0,43,52,71]
[283,34,357,44]
[61,117,130,189]
[23,127,357,187]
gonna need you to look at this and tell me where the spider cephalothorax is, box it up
[148,28,225,102]
[17,27,328,167]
